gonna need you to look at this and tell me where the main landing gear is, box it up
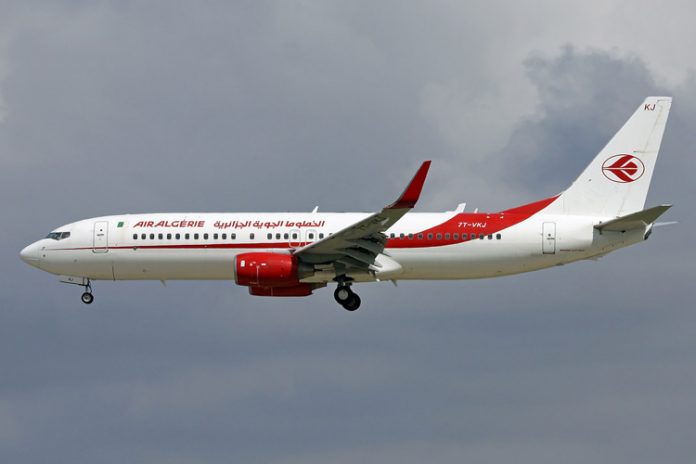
[334,284,361,311]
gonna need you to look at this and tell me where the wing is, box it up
[294,161,431,278]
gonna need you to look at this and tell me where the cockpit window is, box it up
[46,231,70,240]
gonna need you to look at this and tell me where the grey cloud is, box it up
[502,47,664,195]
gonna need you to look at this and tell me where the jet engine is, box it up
[234,252,318,298]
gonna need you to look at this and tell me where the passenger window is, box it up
[308,233,314,239]
[167,233,172,240]
[133,234,138,240]
[462,233,468,240]
[428,233,433,239]
[445,233,450,240]
[222,233,227,240]
[496,233,501,240]
[158,233,163,240]
[390,233,395,239]
[213,233,218,240]
[150,233,155,240]
[319,233,324,239]
[436,233,442,240]
[408,233,413,240]
[204,233,209,240]
[276,233,281,239]
[141,234,146,240]
[267,233,273,240]
[175,233,181,240]
[250,233,255,240]
[231,233,236,239]
[194,233,199,240]
[284,233,289,240]
[292,233,297,240]
[418,233,423,240]
[479,234,484,240]
[185,233,190,240]
[488,234,493,240]
[399,233,405,239]
[453,233,459,240]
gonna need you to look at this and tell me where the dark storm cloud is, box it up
[2,2,696,463]
[501,47,665,195]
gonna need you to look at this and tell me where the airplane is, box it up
[20,96,673,311]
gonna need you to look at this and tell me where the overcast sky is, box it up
[1,1,695,463]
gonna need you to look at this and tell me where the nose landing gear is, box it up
[60,276,96,305]
[59,276,95,305]
[80,280,94,305]
[334,284,361,311]
[81,291,94,305]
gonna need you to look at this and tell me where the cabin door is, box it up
[93,221,109,253]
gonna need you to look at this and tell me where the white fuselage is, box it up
[20,208,645,283]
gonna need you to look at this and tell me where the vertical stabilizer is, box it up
[549,97,672,217]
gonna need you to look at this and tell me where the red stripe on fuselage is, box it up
[386,195,558,248]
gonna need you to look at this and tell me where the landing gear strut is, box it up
[334,284,361,311]
[80,280,94,305]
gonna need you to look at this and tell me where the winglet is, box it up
[387,161,431,209]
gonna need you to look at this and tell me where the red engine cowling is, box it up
[248,284,314,297]
[235,252,300,287]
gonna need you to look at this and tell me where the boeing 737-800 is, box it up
[20,97,673,310]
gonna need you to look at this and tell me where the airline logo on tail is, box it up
[601,154,645,183]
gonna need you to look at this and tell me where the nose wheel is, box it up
[334,285,361,311]
[59,277,95,305]
[80,280,94,305]
[81,292,94,305]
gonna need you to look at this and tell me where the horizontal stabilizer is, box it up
[653,221,678,228]
[595,204,672,232]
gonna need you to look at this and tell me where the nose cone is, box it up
[20,242,42,268]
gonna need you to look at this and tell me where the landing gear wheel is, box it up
[342,293,361,311]
[334,286,352,304]
[81,292,94,305]
[334,278,361,311]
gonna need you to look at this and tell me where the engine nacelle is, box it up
[248,284,314,297]
[235,252,300,287]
